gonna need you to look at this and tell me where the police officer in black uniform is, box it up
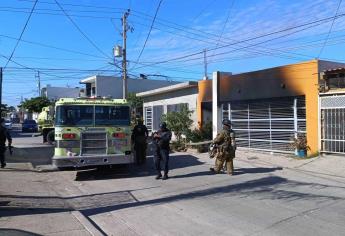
[153,122,172,180]
[131,118,149,165]
[0,118,12,168]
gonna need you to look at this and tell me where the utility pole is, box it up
[0,67,2,116]
[36,70,41,96]
[203,49,208,80]
[122,10,130,99]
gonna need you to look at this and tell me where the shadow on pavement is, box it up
[2,176,344,218]
[0,229,42,236]
[234,167,283,175]
[171,170,215,179]
[171,167,283,179]
[74,154,204,181]
[80,175,344,216]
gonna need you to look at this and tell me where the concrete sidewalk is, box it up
[206,149,345,179]
[0,167,102,236]
[1,149,345,236]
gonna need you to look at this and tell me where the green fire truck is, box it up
[37,106,55,143]
[52,97,134,169]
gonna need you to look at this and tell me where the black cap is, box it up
[222,119,232,127]
[160,122,167,129]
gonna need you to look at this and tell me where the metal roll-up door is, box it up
[222,96,306,153]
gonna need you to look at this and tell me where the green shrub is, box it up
[162,105,193,142]
[186,121,212,143]
[171,140,187,152]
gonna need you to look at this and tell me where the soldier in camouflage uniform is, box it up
[210,119,236,175]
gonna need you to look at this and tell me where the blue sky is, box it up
[1,0,345,106]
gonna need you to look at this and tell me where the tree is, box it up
[0,104,8,117]
[162,105,193,142]
[127,92,143,110]
[8,106,16,112]
[21,97,52,113]
[127,92,143,125]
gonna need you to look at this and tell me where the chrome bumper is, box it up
[52,154,134,168]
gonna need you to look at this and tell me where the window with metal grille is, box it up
[144,107,153,132]
[153,105,163,131]
[320,95,345,154]
[167,103,188,113]
[222,96,306,153]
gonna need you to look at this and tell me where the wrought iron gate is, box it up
[222,96,306,153]
[320,95,345,154]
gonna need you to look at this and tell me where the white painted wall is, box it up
[212,72,222,139]
[44,86,80,100]
[142,87,199,131]
[143,94,198,127]
[94,76,180,98]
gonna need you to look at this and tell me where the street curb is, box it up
[72,211,105,236]
[35,165,59,172]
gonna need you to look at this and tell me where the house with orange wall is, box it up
[197,59,345,155]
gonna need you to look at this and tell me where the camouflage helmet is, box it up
[222,119,232,127]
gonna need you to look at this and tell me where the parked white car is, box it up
[5,119,12,130]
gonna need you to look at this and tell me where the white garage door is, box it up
[222,96,306,153]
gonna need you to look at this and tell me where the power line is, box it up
[4,4,306,64]
[132,30,345,73]
[159,22,329,65]
[0,8,122,20]
[317,0,343,58]
[53,0,112,59]
[13,0,328,47]
[209,0,235,62]
[16,0,125,11]
[134,13,345,69]
[132,0,163,68]
[1,2,330,58]
[12,1,334,65]
[0,34,109,59]
[6,67,117,73]
[3,0,38,70]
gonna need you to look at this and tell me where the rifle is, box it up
[8,145,13,155]
[208,143,218,159]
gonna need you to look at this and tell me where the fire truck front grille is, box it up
[81,132,107,156]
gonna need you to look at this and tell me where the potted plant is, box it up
[290,133,310,157]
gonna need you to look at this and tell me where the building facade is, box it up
[80,75,180,98]
[41,85,81,101]
[137,82,198,132]
[198,60,345,155]
[319,67,345,154]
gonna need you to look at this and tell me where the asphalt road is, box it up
[9,124,43,146]
[1,150,345,236]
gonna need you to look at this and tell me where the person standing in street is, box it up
[210,119,236,175]
[0,118,12,168]
[153,122,172,180]
[131,118,149,165]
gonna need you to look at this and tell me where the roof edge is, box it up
[137,81,197,97]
